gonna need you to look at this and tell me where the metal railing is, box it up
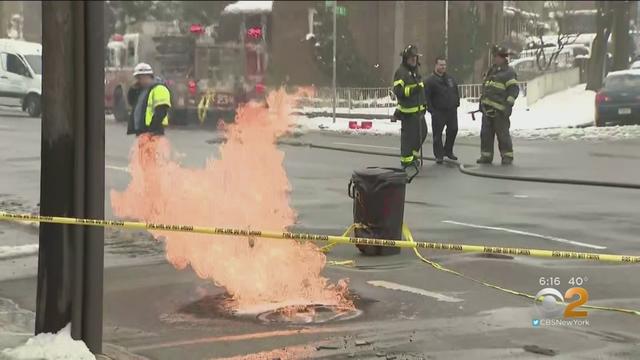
[295,82,528,111]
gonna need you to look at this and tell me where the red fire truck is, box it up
[104,10,270,126]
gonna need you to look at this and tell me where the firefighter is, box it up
[126,63,171,136]
[477,45,519,165]
[392,45,428,170]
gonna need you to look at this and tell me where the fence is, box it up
[295,83,528,111]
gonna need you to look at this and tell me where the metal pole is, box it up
[445,0,449,60]
[332,0,337,124]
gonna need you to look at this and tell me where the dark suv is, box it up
[595,70,640,127]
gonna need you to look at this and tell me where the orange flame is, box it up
[111,89,353,312]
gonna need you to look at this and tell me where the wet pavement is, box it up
[1,112,640,359]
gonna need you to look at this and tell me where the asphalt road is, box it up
[1,110,640,359]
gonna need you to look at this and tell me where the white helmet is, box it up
[133,62,154,77]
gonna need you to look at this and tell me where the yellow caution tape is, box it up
[328,223,640,316]
[399,224,640,316]
[1,212,640,264]
[197,90,214,124]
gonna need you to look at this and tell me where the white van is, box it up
[0,39,42,117]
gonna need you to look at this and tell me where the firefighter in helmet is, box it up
[392,45,428,171]
[477,45,519,165]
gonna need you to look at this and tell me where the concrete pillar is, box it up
[38,0,105,354]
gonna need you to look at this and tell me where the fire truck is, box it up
[105,10,270,126]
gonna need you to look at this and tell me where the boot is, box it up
[501,156,513,165]
[476,157,492,164]
[445,153,458,161]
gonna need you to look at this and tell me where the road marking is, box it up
[129,327,351,352]
[442,220,606,250]
[367,280,464,303]
[333,142,397,150]
[106,165,130,173]
[513,195,529,198]
[0,244,39,260]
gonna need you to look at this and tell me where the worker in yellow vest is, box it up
[127,62,171,136]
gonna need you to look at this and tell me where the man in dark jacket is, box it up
[477,45,519,165]
[392,45,428,171]
[425,56,460,164]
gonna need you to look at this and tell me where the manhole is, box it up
[257,304,362,324]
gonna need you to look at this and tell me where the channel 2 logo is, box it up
[535,287,589,318]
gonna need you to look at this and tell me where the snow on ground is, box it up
[0,245,38,261]
[293,84,632,141]
[223,1,273,15]
[1,324,95,360]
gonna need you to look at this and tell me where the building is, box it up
[269,0,504,87]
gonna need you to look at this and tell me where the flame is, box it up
[110,89,353,312]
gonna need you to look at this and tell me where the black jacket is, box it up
[480,63,519,114]
[425,72,459,112]
[392,63,427,119]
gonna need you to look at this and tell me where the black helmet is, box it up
[491,44,510,58]
[401,44,423,59]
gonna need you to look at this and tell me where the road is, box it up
[1,109,640,359]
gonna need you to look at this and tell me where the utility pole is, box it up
[332,0,337,124]
[38,1,105,354]
[445,0,449,60]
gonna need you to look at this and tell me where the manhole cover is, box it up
[257,304,362,324]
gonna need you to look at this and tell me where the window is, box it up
[23,55,41,75]
[5,53,31,77]
[604,75,640,91]
[126,41,136,67]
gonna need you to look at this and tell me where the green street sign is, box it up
[336,5,347,16]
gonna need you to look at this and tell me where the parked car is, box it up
[630,60,640,69]
[0,39,42,117]
[595,69,640,127]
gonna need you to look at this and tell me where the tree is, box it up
[106,1,229,34]
[611,1,632,71]
[533,33,580,72]
[586,1,614,91]
[307,4,384,87]
[532,3,580,72]
[448,2,492,83]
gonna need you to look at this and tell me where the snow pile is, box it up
[1,324,95,360]
[512,125,640,141]
[223,1,273,15]
[295,84,616,140]
[0,245,38,260]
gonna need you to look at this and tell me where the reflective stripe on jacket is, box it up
[480,64,519,112]
[392,63,427,117]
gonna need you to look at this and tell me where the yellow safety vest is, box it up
[145,85,171,127]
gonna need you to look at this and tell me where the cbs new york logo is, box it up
[532,287,590,327]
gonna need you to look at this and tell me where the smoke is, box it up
[111,90,353,312]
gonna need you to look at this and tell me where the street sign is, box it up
[324,1,347,16]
